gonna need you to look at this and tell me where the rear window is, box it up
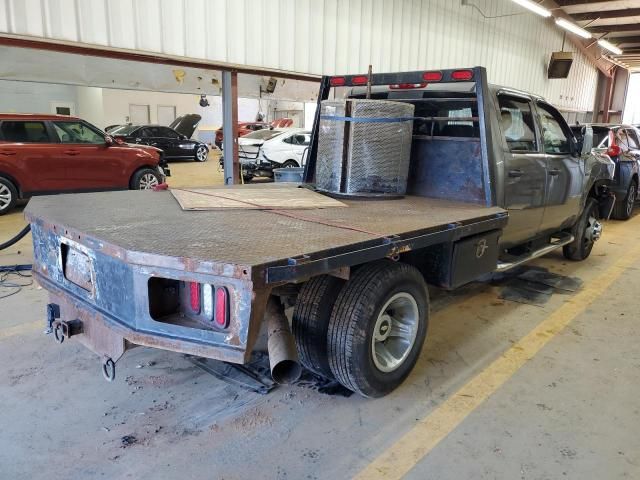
[0,121,50,143]
[110,125,139,136]
[242,129,282,140]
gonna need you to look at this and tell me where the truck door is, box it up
[497,94,546,247]
[535,101,583,232]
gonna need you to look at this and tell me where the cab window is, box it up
[0,121,51,143]
[537,102,572,154]
[625,129,639,150]
[53,121,105,144]
[497,95,537,152]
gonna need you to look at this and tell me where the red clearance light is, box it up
[189,282,201,313]
[351,75,369,85]
[451,69,474,81]
[422,71,443,82]
[389,82,428,90]
[330,76,346,87]
[215,287,229,328]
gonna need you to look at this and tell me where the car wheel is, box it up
[242,175,253,183]
[563,198,602,261]
[327,260,429,398]
[131,169,161,190]
[292,275,345,379]
[282,160,298,168]
[195,145,208,162]
[0,177,18,215]
[612,180,637,220]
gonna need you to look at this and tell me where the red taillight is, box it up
[330,76,346,87]
[607,145,621,157]
[189,282,200,313]
[351,75,369,85]
[215,287,229,328]
[389,82,427,90]
[422,71,443,82]
[451,69,474,81]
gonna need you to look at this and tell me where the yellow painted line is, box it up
[357,239,640,479]
[0,320,42,340]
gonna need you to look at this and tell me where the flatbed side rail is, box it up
[304,66,496,207]
[265,212,507,284]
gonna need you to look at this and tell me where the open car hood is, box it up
[169,114,202,138]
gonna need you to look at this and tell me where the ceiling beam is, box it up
[607,36,640,45]
[570,8,640,21]
[590,24,640,33]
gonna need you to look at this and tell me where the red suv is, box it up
[0,114,169,215]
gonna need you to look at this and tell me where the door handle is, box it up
[548,168,561,176]
[508,169,523,178]
[63,150,80,156]
[0,150,16,156]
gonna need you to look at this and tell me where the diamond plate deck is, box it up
[25,185,505,271]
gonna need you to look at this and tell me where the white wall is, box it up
[623,74,640,125]
[76,86,103,126]
[0,79,76,113]
[0,0,601,111]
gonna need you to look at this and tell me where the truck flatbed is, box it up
[26,185,507,284]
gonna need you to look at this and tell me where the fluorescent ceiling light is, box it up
[598,39,623,55]
[510,0,551,17]
[555,18,592,39]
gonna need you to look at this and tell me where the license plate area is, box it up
[61,242,94,293]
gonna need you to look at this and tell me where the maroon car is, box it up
[0,113,169,215]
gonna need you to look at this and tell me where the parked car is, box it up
[0,113,169,215]
[214,122,272,149]
[571,124,640,220]
[220,128,311,181]
[258,128,311,168]
[110,114,209,162]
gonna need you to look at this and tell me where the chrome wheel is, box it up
[0,184,12,211]
[585,215,602,244]
[371,292,419,373]
[139,173,159,190]
[196,146,208,162]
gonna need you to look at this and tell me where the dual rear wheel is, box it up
[292,260,429,398]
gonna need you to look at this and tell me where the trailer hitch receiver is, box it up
[52,319,83,344]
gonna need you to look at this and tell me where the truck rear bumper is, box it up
[28,219,268,368]
[40,273,248,365]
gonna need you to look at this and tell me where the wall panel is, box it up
[0,0,600,110]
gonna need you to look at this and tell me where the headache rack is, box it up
[304,66,496,207]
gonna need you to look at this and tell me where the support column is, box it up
[602,69,616,123]
[222,70,239,185]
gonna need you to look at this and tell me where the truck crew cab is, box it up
[25,67,614,398]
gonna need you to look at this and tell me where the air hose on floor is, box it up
[0,224,31,251]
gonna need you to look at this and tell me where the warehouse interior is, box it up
[1,1,640,479]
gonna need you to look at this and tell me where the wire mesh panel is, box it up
[316,99,415,197]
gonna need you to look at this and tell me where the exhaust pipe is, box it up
[265,297,302,384]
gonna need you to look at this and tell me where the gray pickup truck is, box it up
[26,67,614,398]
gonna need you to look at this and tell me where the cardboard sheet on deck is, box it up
[171,187,347,210]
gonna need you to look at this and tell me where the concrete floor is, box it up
[1,159,639,479]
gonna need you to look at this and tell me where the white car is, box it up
[237,129,284,164]
[259,128,311,168]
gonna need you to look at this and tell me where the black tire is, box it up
[563,198,602,261]
[612,180,637,220]
[130,168,161,190]
[292,275,345,378]
[281,160,299,168]
[327,260,429,398]
[0,177,18,215]
[242,175,253,183]
[194,145,208,162]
